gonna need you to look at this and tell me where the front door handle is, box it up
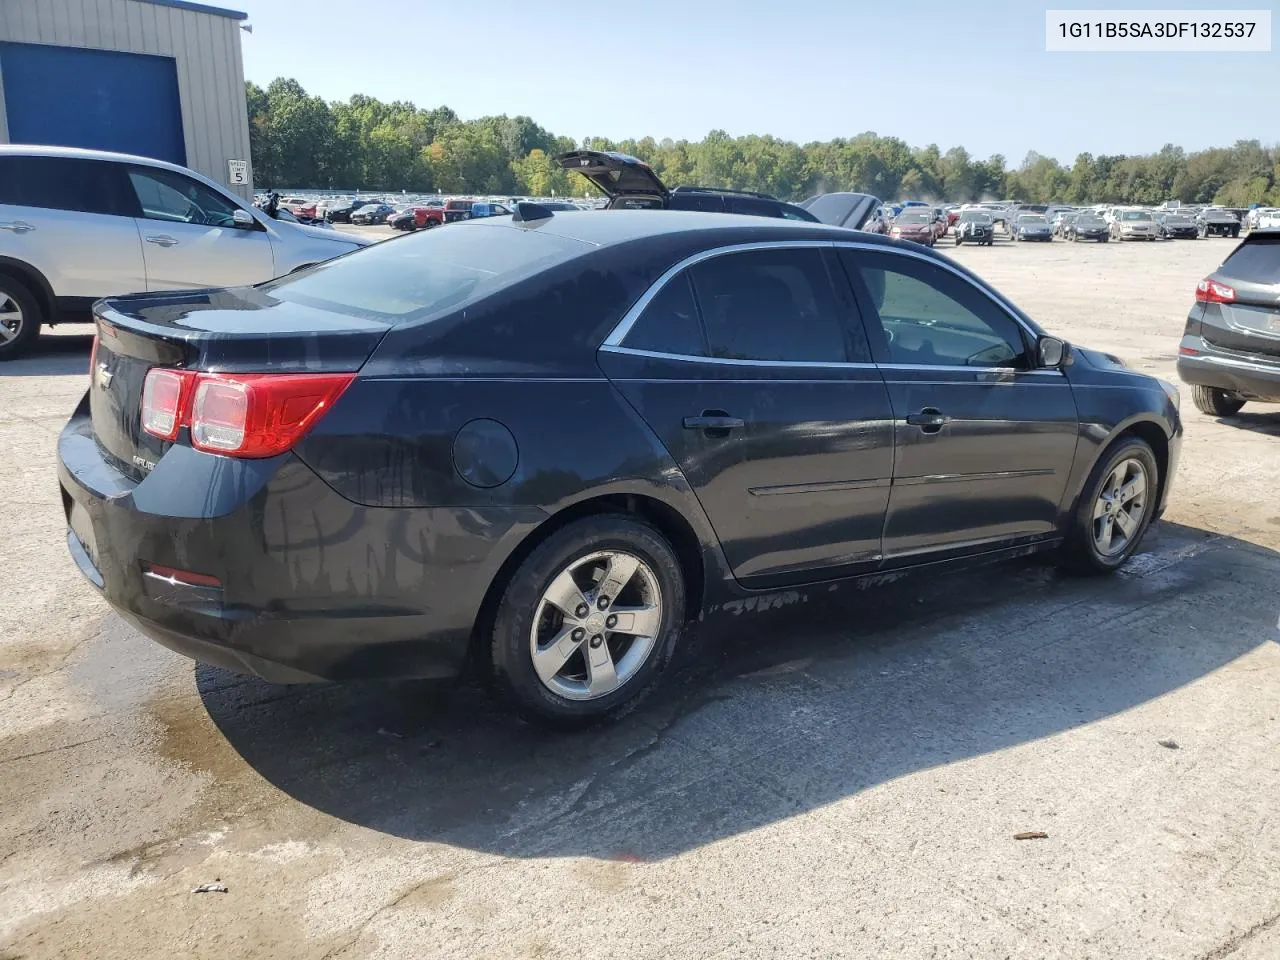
[683,415,745,430]
[0,221,35,234]
[683,413,744,436]
[905,408,951,434]
[145,235,179,247]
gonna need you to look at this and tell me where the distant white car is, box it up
[0,145,370,359]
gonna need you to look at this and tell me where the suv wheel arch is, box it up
[0,257,56,324]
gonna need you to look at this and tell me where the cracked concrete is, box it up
[1,236,1279,958]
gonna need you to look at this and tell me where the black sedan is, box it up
[59,210,1182,726]
[1157,213,1199,239]
[953,210,995,245]
[1067,214,1110,242]
[350,203,396,225]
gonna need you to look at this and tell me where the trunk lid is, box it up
[555,150,669,201]
[90,286,389,480]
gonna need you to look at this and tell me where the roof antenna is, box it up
[512,201,554,224]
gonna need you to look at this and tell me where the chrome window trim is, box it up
[602,238,1050,363]
[599,344,877,370]
[602,240,838,347]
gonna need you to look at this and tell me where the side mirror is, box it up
[1037,336,1069,368]
[232,209,256,228]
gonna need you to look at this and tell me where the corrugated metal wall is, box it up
[0,0,253,198]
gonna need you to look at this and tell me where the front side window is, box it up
[128,167,241,226]
[851,251,1029,369]
[689,248,849,363]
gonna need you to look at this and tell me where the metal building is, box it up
[0,0,254,199]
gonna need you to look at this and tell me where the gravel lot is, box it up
[2,230,1278,959]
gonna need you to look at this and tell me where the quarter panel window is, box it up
[851,251,1029,369]
[622,273,706,357]
[689,249,849,363]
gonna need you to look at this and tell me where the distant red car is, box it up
[946,208,961,226]
[889,209,936,246]
[389,206,445,231]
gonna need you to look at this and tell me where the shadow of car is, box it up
[194,520,1276,862]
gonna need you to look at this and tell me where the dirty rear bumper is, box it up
[57,401,544,682]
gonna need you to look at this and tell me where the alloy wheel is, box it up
[1092,458,1148,557]
[0,291,23,344]
[529,550,663,701]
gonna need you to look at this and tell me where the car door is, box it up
[838,246,1079,562]
[125,165,275,291]
[0,155,145,304]
[597,244,895,587]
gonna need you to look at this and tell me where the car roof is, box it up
[0,143,196,176]
[460,209,876,248]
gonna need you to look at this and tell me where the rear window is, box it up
[1220,237,1280,284]
[262,222,590,322]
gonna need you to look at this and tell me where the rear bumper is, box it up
[57,402,545,682]
[1176,342,1280,402]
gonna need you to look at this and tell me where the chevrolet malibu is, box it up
[59,209,1182,725]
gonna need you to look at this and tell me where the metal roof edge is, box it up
[129,0,249,21]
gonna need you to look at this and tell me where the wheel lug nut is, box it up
[589,634,604,648]
[571,627,585,642]
[597,596,610,610]
[574,604,589,618]
[605,614,618,629]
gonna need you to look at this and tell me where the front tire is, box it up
[489,515,686,727]
[0,275,43,361]
[1189,384,1245,417]
[1061,437,1159,574]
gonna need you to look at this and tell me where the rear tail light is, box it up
[1195,277,1236,304]
[141,370,354,458]
[141,368,195,441]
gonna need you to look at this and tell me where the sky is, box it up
[230,0,1277,164]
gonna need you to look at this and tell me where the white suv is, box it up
[0,145,371,359]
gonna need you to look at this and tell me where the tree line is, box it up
[247,78,1280,206]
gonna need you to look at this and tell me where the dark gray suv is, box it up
[1176,231,1280,415]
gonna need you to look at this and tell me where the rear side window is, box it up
[1220,238,1280,284]
[689,248,849,363]
[0,156,134,216]
[264,222,590,322]
[623,273,706,357]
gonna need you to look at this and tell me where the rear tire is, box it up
[1189,385,1245,417]
[1061,437,1159,574]
[0,274,43,361]
[489,515,686,728]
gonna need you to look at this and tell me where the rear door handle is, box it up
[683,414,744,434]
[0,221,34,234]
[905,408,951,433]
[145,235,178,247]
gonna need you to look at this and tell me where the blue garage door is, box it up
[0,42,185,165]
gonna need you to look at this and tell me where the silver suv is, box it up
[0,145,371,359]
